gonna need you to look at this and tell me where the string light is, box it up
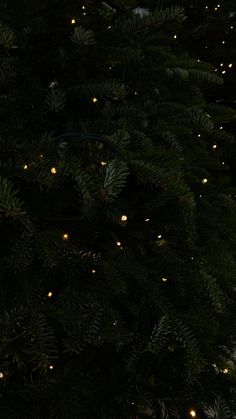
[83,12,86,15]
[49,365,54,370]
[173,34,177,39]
[189,410,196,418]
[82,5,86,9]
[220,126,223,130]
[47,291,53,298]
[212,144,217,149]
[202,178,208,184]
[222,70,226,74]
[145,218,150,222]
[107,25,112,29]
[62,233,69,241]
[101,161,107,166]
[222,161,225,165]
[92,97,98,103]
[91,269,96,274]
[162,277,168,282]
[223,368,229,374]
[71,18,76,24]
[121,215,128,222]
[220,63,224,67]
[222,41,225,44]
[197,134,201,137]
[229,63,233,68]
[23,164,28,170]
[157,234,162,239]
[231,26,234,29]
[50,167,57,175]
[116,241,122,247]
[0,372,4,379]
[217,3,221,7]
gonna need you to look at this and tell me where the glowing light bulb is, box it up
[217,3,221,7]
[71,18,76,24]
[223,368,229,374]
[51,167,57,174]
[49,365,54,370]
[0,372,4,379]
[107,25,112,29]
[212,144,217,149]
[101,161,107,166]
[47,291,53,298]
[134,91,138,95]
[220,126,223,130]
[197,134,201,137]
[145,218,150,222]
[162,277,168,282]
[220,63,224,67]
[23,164,28,170]
[157,235,162,239]
[205,6,208,9]
[91,269,96,274]
[199,194,202,198]
[116,241,122,247]
[222,161,225,165]
[83,12,86,15]
[92,97,98,103]
[222,41,225,44]
[197,59,200,62]
[202,178,208,184]
[189,410,196,418]
[214,7,218,11]
[222,70,226,74]
[62,233,69,241]
[229,63,233,68]
[231,26,234,29]
[121,215,128,222]
[173,34,177,39]
[82,5,86,10]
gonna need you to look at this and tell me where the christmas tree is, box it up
[1,1,236,417]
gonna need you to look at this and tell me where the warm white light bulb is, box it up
[173,34,177,39]
[222,70,226,74]
[101,161,107,166]
[71,18,76,24]
[229,63,233,68]
[82,5,86,9]
[197,134,201,137]
[162,277,168,282]
[121,215,128,222]
[202,178,208,184]
[145,218,150,222]
[116,241,122,247]
[231,26,234,29]
[157,235,162,239]
[190,410,196,418]
[220,63,224,67]
[222,161,225,165]
[212,144,217,149]
[48,291,53,298]
[51,167,57,174]
[62,233,69,241]
[49,365,54,370]
[91,269,96,274]
[92,97,98,103]
[222,41,225,44]
[220,126,223,130]
[223,368,229,374]
[0,372,4,379]
[23,164,28,170]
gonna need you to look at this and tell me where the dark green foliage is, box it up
[0,0,236,418]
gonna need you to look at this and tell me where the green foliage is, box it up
[0,1,236,417]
